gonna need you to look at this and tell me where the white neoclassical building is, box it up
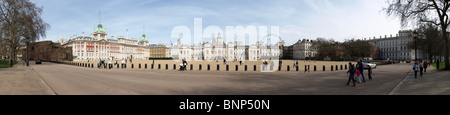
[169,33,282,61]
[367,30,427,60]
[292,39,317,60]
[57,23,150,61]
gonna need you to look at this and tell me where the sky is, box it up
[31,0,409,46]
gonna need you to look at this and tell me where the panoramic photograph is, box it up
[1,0,450,97]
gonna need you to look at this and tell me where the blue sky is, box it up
[32,0,407,45]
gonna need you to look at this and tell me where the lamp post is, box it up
[26,41,29,67]
[413,30,418,64]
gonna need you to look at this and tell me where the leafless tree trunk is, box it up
[0,0,49,67]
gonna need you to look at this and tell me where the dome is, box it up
[94,24,107,33]
[140,34,148,41]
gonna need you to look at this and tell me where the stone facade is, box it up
[23,41,73,62]
[367,30,426,60]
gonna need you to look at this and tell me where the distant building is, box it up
[22,41,73,62]
[58,23,150,61]
[367,30,427,60]
[149,44,169,58]
[292,39,318,60]
[170,33,283,61]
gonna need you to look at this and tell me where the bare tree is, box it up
[385,0,450,70]
[0,0,49,67]
[407,24,445,61]
[343,39,372,59]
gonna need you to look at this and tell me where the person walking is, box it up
[108,59,112,69]
[270,60,274,71]
[423,60,428,73]
[279,60,282,68]
[346,62,356,87]
[183,59,188,71]
[368,65,373,80]
[413,62,418,79]
[358,60,366,82]
[355,68,361,83]
[419,61,423,76]
[293,60,296,68]
[121,59,125,68]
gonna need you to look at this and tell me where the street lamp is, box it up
[413,30,418,63]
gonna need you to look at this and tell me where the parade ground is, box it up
[0,60,447,95]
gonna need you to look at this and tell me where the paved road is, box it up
[31,62,413,95]
[0,64,54,95]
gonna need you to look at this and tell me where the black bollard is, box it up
[287,66,290,71]
[254,65,257,71]
[345,65,347,69]
[199,64,202,70]
[305,65,307,72]
[314,65,317,71]
[158,64,161,69]
[132,64,134,69]
[335,65,338,71]
[151,64,154,69]
[166,64,168,70]
[139,64,141,69]
[88,64,90,68]
[340,65,343,70]
[145,64,147,69]
[207,64,210,71]
[190,64,193,70]
[245,65,248,71]
[236,65,238,71]
[173,64,176,70]
[226,65,229,71]
[323,65,325,71]
[331,65,333,71]
[217,64,220,71]
[278,65,281,71]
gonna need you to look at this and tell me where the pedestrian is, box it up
[368,65,373,80]
[293,60,296,68]
[419,61,423,76]
[355,64,361,83]
[423,60,428,73]
[121,60,125,68]
[98,60,102,69]
[108,59,112,69]
[358,60,366,82]
[270,60,274,70]
[240,60,243,65]
[183,59,188,71]
[224,59,226,64]
[346,62,356,87]
[413,62,418,79]
[306,65,309,73]
[279,60,282,68]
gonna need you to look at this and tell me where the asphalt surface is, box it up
[29,62,414,95]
